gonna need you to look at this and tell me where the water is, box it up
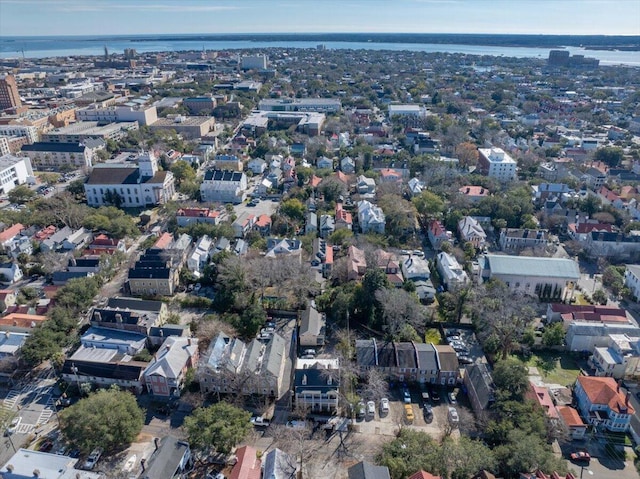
[1,35,639,66]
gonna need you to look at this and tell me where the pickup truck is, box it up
[250,416,271,427]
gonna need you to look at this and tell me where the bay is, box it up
[1,35,639,66]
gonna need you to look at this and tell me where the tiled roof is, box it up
[557,405,585,427]
[0,223,24,243]
[577,376,635,414]
[86,166,140,185]
[408,472,442,479]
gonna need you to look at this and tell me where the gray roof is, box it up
[300,305,324,338]
[108,297,164,312]
[85,165,140,185]
[0,448,101,479]
[465,362,495,410]
[414,342,438,370]
[348,461,391,479]
[262,333,286,377]
[262,448,296,479]
[627,264,640,277]
[141,436,190,479]
[485,254,580,279]
[355,339,377,367]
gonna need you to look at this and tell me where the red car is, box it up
[570,451,590,462]
[39,440,54,452]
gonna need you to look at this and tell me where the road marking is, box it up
[37,408,53,425]
[3,391,19,410]
[15,423,34,434]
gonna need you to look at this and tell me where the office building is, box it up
[477,147,517,182]
[0,154,34,195]
[0,74,22,111]
[241,54,268,70]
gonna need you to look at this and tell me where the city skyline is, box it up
[1,0,639,37]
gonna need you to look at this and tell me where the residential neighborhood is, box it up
[0,24,639,479]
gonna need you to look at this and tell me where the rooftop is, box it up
[485,254,580,279]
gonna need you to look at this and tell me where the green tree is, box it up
[541,322,565,347]
[492,357,529,401]
[377,429,440,479]
[170,160,197,186]
[412,190,445,221]
[184,402,251,456]
[594,146,624,167]
[8,185,36,204]
[66,179,86,199]
[280,198,306,222]
[494,429,566,478]
[59,387,144,453]
[235,298,266,339]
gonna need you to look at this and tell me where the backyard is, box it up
[517,350,583,387]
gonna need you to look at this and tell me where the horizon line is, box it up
[3,32,640,39]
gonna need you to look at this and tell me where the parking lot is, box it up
[233,197,279,220]
[442,326,488,366]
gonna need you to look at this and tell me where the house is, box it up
[319,215,335,239]
[335,203,353,231]
[358,200,385,234]
[414,343,439,384]
[52,270,94,286]
[200,169,248,204]
[0,262,22,284]
[233,213,256,238]
[316,156,333,170]
[567,221,615,242]
[428,220,451,250]
[312,238,333,278]
[176,207,222,227]
[84,233,126,255]
[144,336,199,398]
[262,448,297,479]
[464,363,495,415]
[128,249,180,297]
[67,257,101,274]
[574,376,634,432]
[0,448,102,479]
[253,214,272,236]
[214,154,243,172]
[588,333,640,379]
[0,289,17,312]
[499,228,548,252]
[0,331,29,358]
[436,252,468,289]
[407,177,425,197]
[458,216,487,250]
[341,156,356,174]
[233,239,248,256]
[305,211,318,235]
[375,249,404,287]
[62,227,93,251]
[294,358,340,413]
[199,332,287,398]
[141,435,192,479]
[266,237,302,260]
[229,445,261,479]
[0,223,24,250]
[356,175,376,196]
[624,264,640,301]
[187,235,213,274]
[299,302,326,348]
[585,231,640,261]
[557,405,587,440]
[458,185,489,203]
[247,157,267,175]
[480,255,579,300]
[527,381,559,423]
[435,344,459,385]
[378,168,403,184]
[347,245,367,281]
[40,226,72,252]
[84,151,175,207]
[348,461,391,479]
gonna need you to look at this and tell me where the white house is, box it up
[317,156,334,170]
[477,147,517,182]
[624,264,640,301]
[84,151,175,208]
[200,169,248,204]
[458,216,487,250]
[0,262,22,283]
[356,175,376,196]
[407,177,425,196]
[341,156,355,174]
[247,157,267,174]
[499,228,548,251]
[187,235,214,274]
[357,200,385,234]
[436,252,468,289]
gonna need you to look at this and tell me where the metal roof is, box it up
[485,254,580,279]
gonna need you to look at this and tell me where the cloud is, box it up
[1,0,243,13]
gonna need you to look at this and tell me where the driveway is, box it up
[234,198,279,220]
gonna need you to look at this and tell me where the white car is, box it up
[448,407,459,426]
[5,416,20,435]
[380,397,390,414]
[366,401,375,416]
[82,447,103,470]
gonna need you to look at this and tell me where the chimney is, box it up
[140,458,146,472]
[94,311,101,322]
[187,338,192,346]
[115,313,123,323]
[33,469,41,478]
[5,465,13,473]
[154,437,160,451]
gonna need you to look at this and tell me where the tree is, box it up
[183,402,251,456]
[412,190,445,221]
[594,146,624,167]
[377,429,440,479]
[375,288,424,339]
[439,436,496,479]
[492,357,529,401]
[494,429,567,478]
[235,298,266,339]
[170,160,196,186]
[58,387,144,453]
[378,194,418,241]
[280,198,305,222]
[8,185,35,204]
[455,141,479,170]
[471,280,536,359]
[541,322,565,347]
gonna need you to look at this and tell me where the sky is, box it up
[0,0,639,37]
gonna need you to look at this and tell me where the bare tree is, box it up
[374,288,425,339]
[359,368,389,403]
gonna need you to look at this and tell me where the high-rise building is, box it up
[0,75,22,111]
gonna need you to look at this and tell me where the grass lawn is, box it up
[425,328,442,345]
[516,350,582,386]
[573,293,591,305]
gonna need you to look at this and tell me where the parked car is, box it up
[423,404,433,422]
[570,451,590,462]
[448,407,459,426]
[380,398,390,414]
[447,335,461,341]
[302,349,316,356]
[366,401,375,417]
[39,439,54,452]
[5,416,20,435]
[448,392,457,405]
[355,402,365,421]
[403,389,411,404]
[286,420,307,429]
[457,355,473,365]
[404,404,414,424]
[82,447,103,470]
[250,416,271,427]
[431,390,441,403]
